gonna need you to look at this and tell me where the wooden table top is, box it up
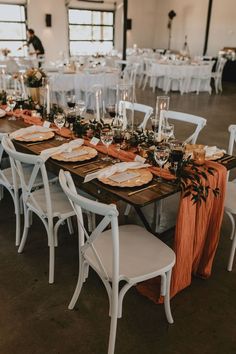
[1,116,236,208]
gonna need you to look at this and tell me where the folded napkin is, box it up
[204,146,225,158]
[84,161,150,183]
[10,125,54,140]
[40,138,84,161]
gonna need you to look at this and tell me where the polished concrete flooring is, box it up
[1,82,236,354]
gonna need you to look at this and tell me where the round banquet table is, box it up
[151,61,213,93]
[48,68,120,107]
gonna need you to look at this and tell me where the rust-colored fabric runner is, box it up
[136,161,227,303]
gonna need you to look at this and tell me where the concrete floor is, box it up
[1,82,236,354]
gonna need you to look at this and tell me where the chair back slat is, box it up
[2,136,53,220]
[59,169,119,281]
[228,125,236,155]
[165,110,206,144]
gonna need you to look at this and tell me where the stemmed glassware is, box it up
[111,116,124,162]
[66,93,76,108]
[77,100,86,118]
[154,145,170,181]
[7,93,16,121]
[54,113,66,141]
[100,128,114,161]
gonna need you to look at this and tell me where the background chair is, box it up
[188,60,215,95]
[59,169,175,354]
[224,124,236,271]
[2,136,75,284]
[118,100,153,130]
[211,57,227,94]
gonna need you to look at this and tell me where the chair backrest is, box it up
[165,110,207,144]
[1,136,53,221]
[118,100,153,130]
[215,57,227,77]
[228,125,236,155]
[0,133,12,187]
[59,169,119,281]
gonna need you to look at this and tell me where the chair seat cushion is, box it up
[85,224,175,282]
[28,183,74,218]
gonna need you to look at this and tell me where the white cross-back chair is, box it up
[2,136,75,283]
[211,57,227,94]
[118,100,153,130]
[0,132,22,246]
[189,60,215,95]
[141,109,206,142]
[224,125,236,271]
[59,169,176,354]
[0,133,56,246]
[164,110,207,144]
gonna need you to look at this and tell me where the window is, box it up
[68,8,114,55]
[0,3,27,57]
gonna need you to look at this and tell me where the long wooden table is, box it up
[1,116,236,235]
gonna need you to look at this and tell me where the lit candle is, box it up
[158,109,164,142]
[122,101,127,130]
[46,84,50,115]
[95,91,100,121]
[2,69,6,91]
[20,74,26,98]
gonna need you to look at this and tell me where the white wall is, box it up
[208,0,236,56]
[27,0,68,62]
[153,0,208,56]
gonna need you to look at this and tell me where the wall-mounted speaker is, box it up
[45,14,52,27]
[127,18,132,30]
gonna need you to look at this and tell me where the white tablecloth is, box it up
[151,62,213,93]
[48,69,119,107]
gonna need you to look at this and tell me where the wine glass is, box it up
[112,117,124,162]
[76,99,86,118]
[66,110,76,131]
[100,128,114,161]
[162,124,175,142]
[169,140,184,175]
[66,93,76,108]
[54,113,66,141]
[106,104,116,118]
[154,145,170,181]
[7,93,16,121]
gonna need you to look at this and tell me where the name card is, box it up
[90,137,100,146]
[43,121,51,128]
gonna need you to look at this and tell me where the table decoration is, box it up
[10,125,54,142]
[99,168,153,188]
[24,68,46,104]
[51,146,97,162]
[84,161,150,183]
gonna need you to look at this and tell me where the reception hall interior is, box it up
[0,0,236,353]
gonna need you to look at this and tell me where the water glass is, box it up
[154,145,170,181]
[100,128,114,161]
[54,113,66,140]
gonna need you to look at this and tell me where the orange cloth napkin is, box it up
[136,161,227,303]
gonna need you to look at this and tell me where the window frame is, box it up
[68,7,115,55]
[0,2,27,55]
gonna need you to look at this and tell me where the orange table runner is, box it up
[136,160,227,303]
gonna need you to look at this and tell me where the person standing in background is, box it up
[19,28,45,66]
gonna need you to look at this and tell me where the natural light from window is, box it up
[68,9,114,56]
[0,4,27,57]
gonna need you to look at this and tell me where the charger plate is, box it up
[51,146,97,162]
[98,168,153,188]
[15,131,54,142]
